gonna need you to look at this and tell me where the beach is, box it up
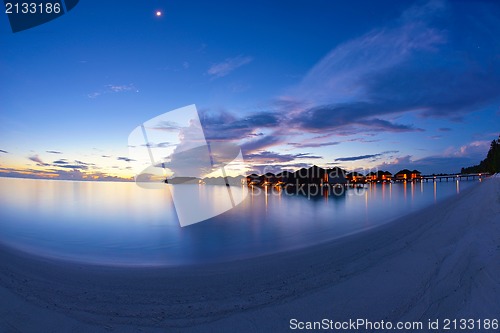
[0,176,498,333]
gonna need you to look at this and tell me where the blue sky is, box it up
[0,0,499,181]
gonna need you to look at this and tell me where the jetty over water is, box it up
[418,173,490,182]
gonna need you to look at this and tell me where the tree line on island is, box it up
[461,135,500,174]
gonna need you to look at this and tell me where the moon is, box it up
[155,10,162,17]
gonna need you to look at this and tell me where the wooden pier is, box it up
[419,173,489,182]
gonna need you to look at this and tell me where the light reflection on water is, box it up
[0,177,476,266]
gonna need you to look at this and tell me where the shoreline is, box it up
[0,176,498,332]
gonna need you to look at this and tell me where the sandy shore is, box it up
[0,176,499,332]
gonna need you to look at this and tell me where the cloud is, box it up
[141,142,173,148]
[2,150,135,182]
[28,155,49,166]
[200,110,280,143]
[149,120,181,132]
[117,156,135,162]
[55,164,88,170]
[162,146,213,178]
[335,150,399,162]
[378,154,481,175]
[48,159,96,170]
[88,83,138,99]
[247,162,312,175]
[444,140,490,158]
[241,135,283,154]
[335,154,382,162]
[376,140,491,174]
[0,167,59,180]
[87,92,101,99]
[74,160,94,166]
[363,64,500,119]
[288,141,341,148]
[358,119,424,132]
[0,150,7,154]
[207,55,253,78]
[0,167,132,182]
[192,1,495,158]
[245,151,322,164]
[292,2,446,105]
[346,138,381,143]
[281,0,500,134]
[106,84,136,93]
[438,127,451,132]
[46,150,62,154]
[293,103,423,132]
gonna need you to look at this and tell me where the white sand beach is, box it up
[0,177,498,332]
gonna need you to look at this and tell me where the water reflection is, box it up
[434,181,437,203]
[0,178,477,266]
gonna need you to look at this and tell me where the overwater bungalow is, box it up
[325,167,348,186]
[290,165,327,186]
[275,171,291,185]
[292,167,316,185]
[246,173,262,185]
[248,165,347,188]
[307,165,326,186]
[347,172,366,184]
[394,169,422,181]
[366,172,378,182]
[263,172,277,186]
[366,171,392,182]
[411,170,422,180]
[380,171,393,182]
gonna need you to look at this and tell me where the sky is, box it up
[0,0,499,181]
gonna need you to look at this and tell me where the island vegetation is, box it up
[461,135,500,174]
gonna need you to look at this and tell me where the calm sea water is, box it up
[0,177,477,266]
